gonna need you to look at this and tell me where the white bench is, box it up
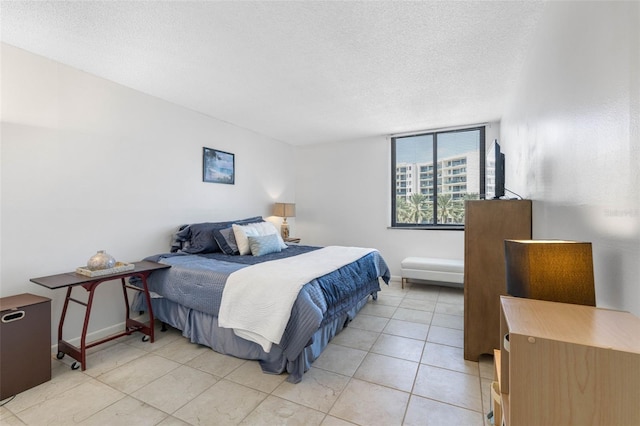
[401,257,464,289]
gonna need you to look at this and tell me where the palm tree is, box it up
[405,193,432,224]
[399,192,481,225]
[438,192,480,224]
[395,196,411,223]
[436,193,451,223]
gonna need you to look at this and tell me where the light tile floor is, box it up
[0,281,495,426]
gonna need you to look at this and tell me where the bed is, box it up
[131,216,390,383]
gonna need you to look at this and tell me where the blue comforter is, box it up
[138,245,390,373]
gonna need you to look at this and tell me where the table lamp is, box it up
[273,202,296,239]
[504,239,596,306]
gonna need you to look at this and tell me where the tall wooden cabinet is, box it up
[463,199,531,361]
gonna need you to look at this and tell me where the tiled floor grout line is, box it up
[330,288,411,425]
[406,286,433,424]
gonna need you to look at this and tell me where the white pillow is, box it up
[232,222,287,255]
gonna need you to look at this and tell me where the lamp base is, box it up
[281,220,290,239]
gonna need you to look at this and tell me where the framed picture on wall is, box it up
[203,147,235,184]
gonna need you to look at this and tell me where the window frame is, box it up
[391,125,486,230]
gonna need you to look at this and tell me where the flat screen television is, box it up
[486,139,505,199]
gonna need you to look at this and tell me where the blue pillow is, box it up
[170,224,191,253]
[183,222,222,253]
[180,216,263,254]
[248,234,282,257]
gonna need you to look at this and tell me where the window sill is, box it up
[388,225,464,231]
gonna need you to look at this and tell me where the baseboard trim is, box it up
[49,312,150,355]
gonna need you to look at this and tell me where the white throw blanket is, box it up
[218,246,375,352]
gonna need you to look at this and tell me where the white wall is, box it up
[294,123,500,279]
[0,44,295,343]
[501,2,639,315]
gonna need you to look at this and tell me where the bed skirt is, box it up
[131,285,377,383]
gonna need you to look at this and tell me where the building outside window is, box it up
[391,126,485,228]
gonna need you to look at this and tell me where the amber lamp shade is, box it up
[504,240,596,306]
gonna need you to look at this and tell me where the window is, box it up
[391,126,485,228]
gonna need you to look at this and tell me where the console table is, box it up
[30,260,170,371]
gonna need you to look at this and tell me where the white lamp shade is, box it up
[273,203,296,218]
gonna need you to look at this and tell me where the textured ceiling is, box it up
[0,1,545,145]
